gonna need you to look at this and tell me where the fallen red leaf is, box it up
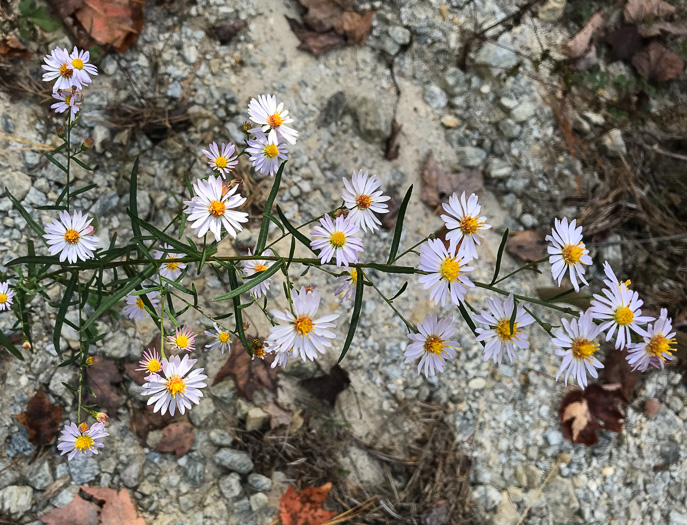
[85,356,123,412]
[420,151,483,209]
[559,384,627,446]
[130,404,175,441]
[632,41,685,82]
[213,338,279,401]
[39,494,100,525]
[280,482,337,525]
[624,0,676,23]
[506,230,547,262]
[155,421,195,458]
[564,12,603,58]
[16,386,64,446]
[80,486,145,525]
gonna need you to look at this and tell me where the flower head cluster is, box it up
[203,142,238,177]
[137,348,163,375]
[142,355,208,416]
[184,175,248,242]
[0,282,16,311]
[167,326,197,352]
[553,312,604,388]
[441,192,491,261]
[404,314,459,377]
[417,239,475,307]
[246,131,288,177]
[123,290,161,321]
[626,309,676,372]
[42,47,97,93]
[546,217,592,292]
[204,323,232,354]
[51,88,83,121]
[475,294,535,365]
[154,244,187,281]
[57,422,108,461]
[335,268,358,303]
[241,250,274,299]
[44,210,99,263]
[310,214,364,267]
[341,170,390,233]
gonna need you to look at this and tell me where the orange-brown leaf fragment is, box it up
[280,482,337,525]
[564,12,603,58]
[16,386,63,446]
[624,0,676,23]
[155,421,196,458]
[213,338,278,401]
[559,384,627,446]
[506,230,547,262]
[80,486,146,525]
[39,494,100,525]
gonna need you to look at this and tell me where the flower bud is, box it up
[305,285,317,294]
[78,422,89,433]
[56,126,65,138]
[334,208,349,219]
[243,322,250,330]
[85,356,94,366]
[82,137,94,151]
[242,121,252,134]
[96,412,109,424]
[22,341,31,351]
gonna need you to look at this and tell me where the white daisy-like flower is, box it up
[545,217,593,292]
[553,312,605,388]
[51,88,83,121]
[204,323,232,354]
[475,293,535,364]
[202,142,238,177]
[57,422,108,461]
[417,239,475,307]
[246,131,287,177]
[68,47,98,87]
[184,175,248,242]
[136,348,163,375]
[334,268,358,303]
[142,354,208,416]
[266,287,339,367]
[42,47,76,92]
[154,244,187,281]
[626,309,677,372]
[248,94,298,145]
[440,192,491,261]
[0,282,17,311]
[589,262,652,349]
[404,314,459,378]
[310,214,364,267]
[44,210,99,263]
[341,170,391,233]
[123,290,160,321]
[241,250,273,299]
[167,326,197,352]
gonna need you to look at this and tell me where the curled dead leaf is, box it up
[213,338,279,401]
[559,384,627,446]
[85,356,123,412]
[564,12,604,58]
[505,230,547,262]
[0,36,32,60]
[624,0,676,23]
[632,41,685,82]
[603,349,641,399]
[16,386,63,446]
[154,421,196,458]
[279,482,336,525]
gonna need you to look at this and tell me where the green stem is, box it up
[366,277,416,333]
[473,282,579,316]
[158,271,166,359]
[392,233,434,263]
[492,256,548,285]
[66,114,71,211]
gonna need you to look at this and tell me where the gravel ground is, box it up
[1,0,686,524]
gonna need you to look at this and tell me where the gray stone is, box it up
[319,92,347,123]
[473,485,502,511]
[23,151,41,168]
[520,213,536,229]
[92,125,110,153]
[2,113,15,133]
[234,229,255,251]
[499,118,522,139]
[180,455,205,486]
[188,396,215,427]
[456,147,487,168]
[660,440,680,465]
[388,26,411,45]
[2,171,32,201]
[68,454,100,484]
[474,35,518,77]
[545,430,563,445]
[7,427,36,457]
[468,378,487,390]
[511,102,537,123]
[378,34,401,56]
[120,458,141,488]
[210,379,237,404]
[538,0,566,21]
[167,81,182,99]
[602,129,627,158]
[219,473,243,500]
[249,492,269,511]
[442,69,468,98]
[245,407,268,431]
[0,485,33,518]
[423,85,448,110]
[248,473,272,492]
[136,190,152,220]
[209,429,235,447]
[353,96,392,141]
[183,44,198,65]
[486,158,511,179]
[491,492,519,525]
[27,460,53,490]
[93,191,121,216]
[214,449,254,474]
[670,511,687,525]
[544,477,579,520]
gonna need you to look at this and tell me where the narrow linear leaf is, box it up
[45,152,68,173]
[265,212,285,234]
[58,353,81,367]
[364,263,416,274]
[457,302,482,346]
[7,190,47,238]
[70,156,93,171]
[490,228,509,285]
[128,211,198,257]
[128,157,141,240]
[255,162,285,254]
[70,183,96,197]
[0,330,23,360]
[388,184,413,263]
[338,268,365,363]
[390,282,408,301]
[55,185,69,206]
[227,266,250,352]
[213,260,284,301]
[276,205,316,254]
[509,298,518,335]
[53,272,79,358]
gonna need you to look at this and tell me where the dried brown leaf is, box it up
[603,349,641,399]
[632,41,685,82]
[130,404,174,441]
[39,494,100,525]
[85,356,123,412]
[624,0,676,23]
[213,339,279,401]
[559,384,627,446]
[16,386,63,446]
[638,20,687,37]
[0,36,32,60]
[605,25,644,61]
[420,151,483,208]
[80,486,146,525]
[286,16,346,55]
[279,482,336,525]
[154,421,195,458]
[263,402,294,429]
[506,230,547,262]
[564,12,603,58]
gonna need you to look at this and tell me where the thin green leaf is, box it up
[70,156,93,171]
[128,211,198,256]
[390,282,408,301]
[0,330,23,360]
[490,229,510,285]
[53,272,79,358]
[227,266,249,351]
[364,263,416,274]
[255,161,285,254]
[338,267,365,362]
[128,157,142,240]
[58,353,80,367]
[7,190,46,238]
[70,183,97,197]
[61,381,79,391]
[457,302,482,345]
[45,152,68,173]
[213,260,284,301]
[509,297,518,335]
[276,205,315,254]
[388,185,413,263]
[55,185,69,206]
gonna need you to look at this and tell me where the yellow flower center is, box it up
[64,229,80,244]
[147,359,161,373]
[59,64,73,78]
[176,335,189,348]
[356,194,372,209]
[219,332,230,343]
[166,261,180,271]
[571,338,599,361]
[267,113,283,128]
[330,231,346,248]
[72,58,84,69]
[253,345,265,359]
[65,94,72,104]
[254,264,268,272]
[350,268,357,283]
[495,319,518,341]
[460,216,480,235]
[613,307,634,326]
[208,200,226,217]
[646,334,676,360]
[0,294,7,304]
[423,335,447,356]
[74,435,95,452]
[439,257,461,282]
[215,156,228,168]
[136,297,145,309]
[562,243,584,264]
[166,376,186,396]
[294,315,314,336]
[263,144,279,158]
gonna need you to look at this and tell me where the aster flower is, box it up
[241,250,273,299]
[248,94,298,145]
[51,88,83,121]
[246,131,287,177]
[0,282,16,311]
[184,175,248,242]
[341,170,390,233]
[589,262,651,349]
[545,217,592,292]
[167,326,196,352]
[154,244,187,281]
[250,338,266,360]
[266,287,339,367]
[404,314,459,378]
[202,142,238,177]
[57,422,108,461]
[417,239,475,307]
[42,47,76,92]
[334,268,358,303]
[626,309,677,372]
[68,47,98,87]
[136,348,163,375]
[440,192,491,261]
[553,312,605,388]
[204,323,232,354]
[310,214,364,267]
[142,354,208,416]
[44,210,99,263]
[474,294,535,364]
[123,290,160,321]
